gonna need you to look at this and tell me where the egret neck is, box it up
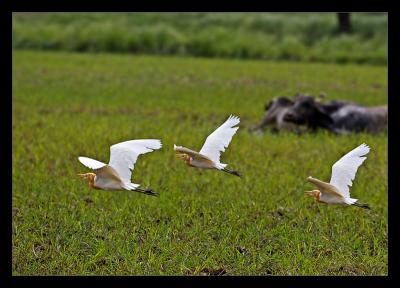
[78,173,97,189]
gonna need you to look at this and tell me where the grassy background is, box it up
[12,50,387,275]
[12,12,387,65]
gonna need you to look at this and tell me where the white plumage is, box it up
[305,143,371,209]
[174,115,241,177]
[329,143,370,198]
[78,139,162,196]
[78,156,107,170]
[199,114,240,165]
[109,139,162,182]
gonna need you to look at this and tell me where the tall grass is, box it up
[12,12,387,65]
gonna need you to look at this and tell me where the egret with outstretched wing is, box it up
[305,143,371,209]
[174,115,241,177]
[78,139,162,196]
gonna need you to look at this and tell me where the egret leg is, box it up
[222,168,242,177]
[134,187,159,197]
[352,202,371,210]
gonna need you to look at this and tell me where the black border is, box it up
[387,4,399,284]
[2,2,12,282]
[4,1,398,287]
[5,1,395,12]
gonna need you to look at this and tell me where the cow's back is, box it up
[331,104,387,133]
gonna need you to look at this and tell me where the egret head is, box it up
[175,152,185,159]
[78,172,96,181]
[304,190,321,200]
[174,145,191,162]
[78,173,96,189]
[175,152,192,164]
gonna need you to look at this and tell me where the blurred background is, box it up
[13,12,387,65]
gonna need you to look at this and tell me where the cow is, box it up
[330,104,388,134]
[283,95,387,134]
[249,96,300,133]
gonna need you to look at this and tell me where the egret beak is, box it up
[78,173,86,179]
[304,191,314,197]
[175,153,186,159]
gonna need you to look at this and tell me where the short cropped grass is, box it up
[12,51,387,275]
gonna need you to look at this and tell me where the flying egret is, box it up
[78,139,162,196]
[174,115,241,177]
[305,143,371,209]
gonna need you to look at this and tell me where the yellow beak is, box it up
[304,191,314,197]
[78,173,86,179]
[175,153,186,159]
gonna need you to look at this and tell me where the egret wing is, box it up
[174,145,214,163]
[329,143,370,198]
[108,139,162,181]
[320,191,346,203]
[78,156,107,170]
[94,165,124,189]
[96,165,122,181]
[199,115,240,163]
[307,177,343,198]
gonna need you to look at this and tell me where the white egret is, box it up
[174,115,241,177]
[78,139,162,196]
[305,143,371,209]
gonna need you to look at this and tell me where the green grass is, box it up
[12,50,387,275]
[12,12,387,65]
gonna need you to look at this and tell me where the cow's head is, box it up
[263,96,294,124]
[283,95,334,129]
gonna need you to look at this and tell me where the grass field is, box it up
[12,50,387,275]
